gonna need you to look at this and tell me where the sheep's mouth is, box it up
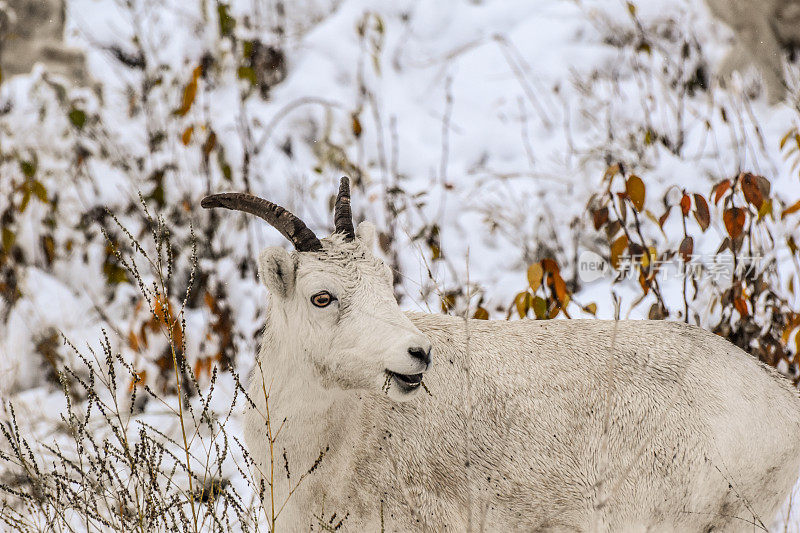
[386,370,423,392]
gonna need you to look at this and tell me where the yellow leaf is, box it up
[527,262,543,292]
[351,114,362,138]
[1,228,15,251]
[181,126,194,146]
[175,65,202,117]
[532,296,547,319]
[625,175,645,212]
[514,291,531,319]
[610,235,629,269]
[781,129,795,149]
[758,199,772,221]
[584,302,597,315]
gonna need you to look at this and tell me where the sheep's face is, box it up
[259,222,432,401]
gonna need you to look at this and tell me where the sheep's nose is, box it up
[408,345,432,366]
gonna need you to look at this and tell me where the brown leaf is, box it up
[202,130,217,158]
[679,236,694,262]
[605,220,622,240]
[527,262,543,292]
[625,175,645,212]
[680,193,691,216]
[723,207,746,239]
[693,194,710,231]
[618,193,630,224]
[788,236,798,255]
[473,307,489,320]
[740,173,763,208]
[658,207,671,228]
[712,179,731,205]
[648,303,666,320]
[755,175,771,199]
[592,206,609,230]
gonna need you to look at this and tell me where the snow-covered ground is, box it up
[2,0,800,529]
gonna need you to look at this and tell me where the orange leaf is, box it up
[712,179,731,205]
[693,194,710,231]
[625,175,645,212]
[782,199,800,219]
[128,331,140,352]
[204,291,216,310]
[680,194,691,216]
[782,315,800,344]
[128,370,147,392]
[723,207,746,239]
[541,258,560,275]
[550,271,568,305]
[733,296,749,317]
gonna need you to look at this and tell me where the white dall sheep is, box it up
[705,0,800,103]
[0,0,86,83]
[203,178,800,532]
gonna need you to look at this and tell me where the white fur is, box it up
[705,0,800,103]
[0,0,86,82]
[243,223,800,531]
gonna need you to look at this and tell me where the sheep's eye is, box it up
[311,291,335,308]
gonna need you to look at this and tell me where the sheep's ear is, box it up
[258,247,296,298]
[356,221,377,250]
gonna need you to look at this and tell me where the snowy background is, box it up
[3,0,800,530]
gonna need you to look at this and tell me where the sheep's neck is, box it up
[256,322,360,480]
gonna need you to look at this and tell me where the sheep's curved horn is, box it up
[201,193,323,252]
[334,176,356,241]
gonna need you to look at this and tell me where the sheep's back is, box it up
[366,314,800,530]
